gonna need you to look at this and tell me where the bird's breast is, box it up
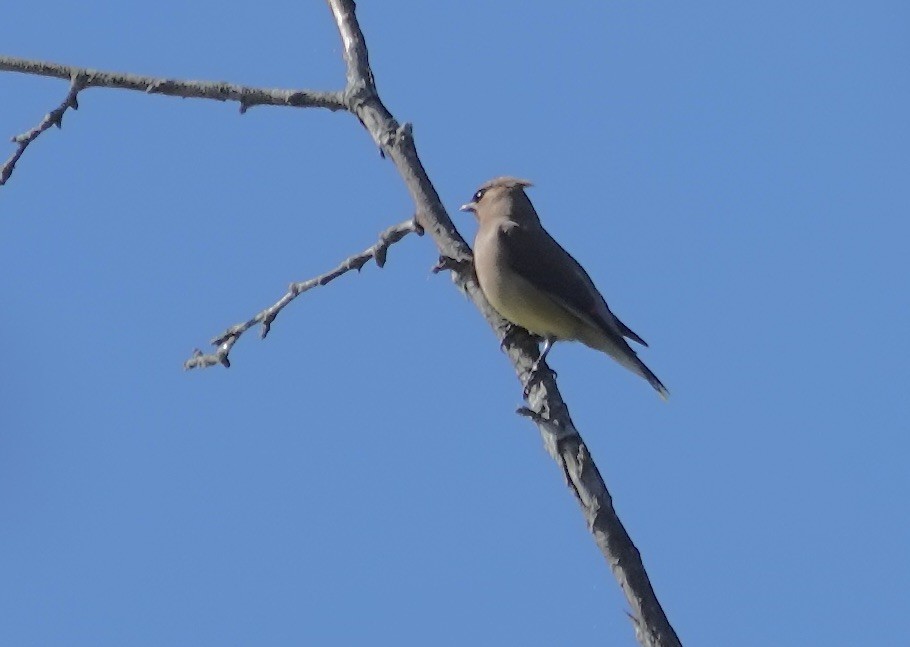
[473,227,584,340]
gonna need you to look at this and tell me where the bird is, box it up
[460,176,669,399]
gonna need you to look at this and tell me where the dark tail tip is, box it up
[641,365,669,401]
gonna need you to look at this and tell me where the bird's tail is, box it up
[634,357,670,401]
[598,338,670,400]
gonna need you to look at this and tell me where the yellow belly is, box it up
[479,265,584,341]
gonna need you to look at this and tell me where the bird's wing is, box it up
[498,222,648,346]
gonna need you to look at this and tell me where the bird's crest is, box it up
[479,176,534,192]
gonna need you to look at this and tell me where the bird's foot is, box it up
[499,324,523,352]
[523,360,556,399]
[522,336,558,399]
[530,356,557,379]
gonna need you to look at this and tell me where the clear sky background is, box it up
[2,2,908,645]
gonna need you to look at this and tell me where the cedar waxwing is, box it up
[460,177,669,399]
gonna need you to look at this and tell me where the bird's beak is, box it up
[459,202,476,213]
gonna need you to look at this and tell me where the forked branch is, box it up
[1,4,682,645]
[0,55,345,185]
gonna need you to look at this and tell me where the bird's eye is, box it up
[473,189,486,202]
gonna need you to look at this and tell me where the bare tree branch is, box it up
[323,1,683,645]
[183,218,423,370]
[0,56,345,112]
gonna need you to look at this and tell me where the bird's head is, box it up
[460,176,535,223]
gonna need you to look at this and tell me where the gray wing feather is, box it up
[498,224,648,347]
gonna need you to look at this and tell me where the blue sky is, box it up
[2,1,908,645]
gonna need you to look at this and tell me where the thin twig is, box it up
[1,74,84,186]
[184,218,423,370]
